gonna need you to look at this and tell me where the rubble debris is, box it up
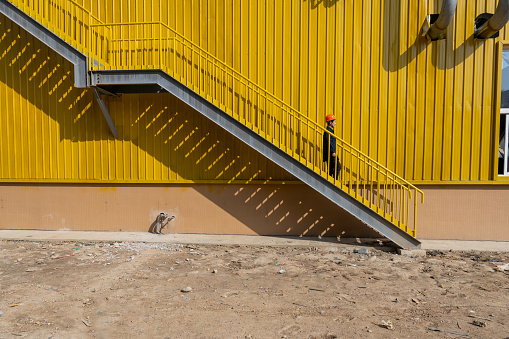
[81,318,91,327]
[496,263,509,272]
[426,327,468,336]
[353,248,369,254]
[381,320,394,330]
[471,319,487,327]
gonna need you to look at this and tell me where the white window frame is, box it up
[498,47,509,177]
[501,109,509,176]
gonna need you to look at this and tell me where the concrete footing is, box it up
[398,249,427,257]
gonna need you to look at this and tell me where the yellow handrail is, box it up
[6,0,424,237]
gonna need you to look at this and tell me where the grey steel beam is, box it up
[0,0,88,88]
[92,87,118,138]
[91,70,421,249]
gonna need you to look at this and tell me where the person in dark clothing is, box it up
[323,114,341,179]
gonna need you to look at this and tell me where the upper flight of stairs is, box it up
[0,0,423,248]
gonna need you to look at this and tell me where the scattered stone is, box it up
[0,311,3,316]
[354,248,369,254]
[496,263,509,272]
[212,270,217,274]
[472,319,487,327]
[278,269,286,274]
[412,298,420,304]
[80,318,91,327]
[181,286,192,293]
[398,249,426,257]
[381,320,394,330]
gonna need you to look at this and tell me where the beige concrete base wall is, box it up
[3,184,506,241]
[0,184,377,238]
[418,185,509,241]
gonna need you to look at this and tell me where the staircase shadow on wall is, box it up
[0,16,377,238]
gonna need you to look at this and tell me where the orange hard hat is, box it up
[325,114,336,122]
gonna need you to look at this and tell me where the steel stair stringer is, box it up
[91,70,421,249]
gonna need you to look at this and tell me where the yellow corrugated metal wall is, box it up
[1,0,508,183]
[83,0,501,183]
[0,13,292,182]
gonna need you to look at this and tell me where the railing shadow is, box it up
[0,12,380,237]
[0,3,420,236]
[96,21,418,231]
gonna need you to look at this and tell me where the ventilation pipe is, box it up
[424,0,458,41]
[475,0,509,39]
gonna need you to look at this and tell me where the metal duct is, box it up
[426,0,458,41]
[475,0,509,39]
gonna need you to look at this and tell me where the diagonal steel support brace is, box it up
[92,87,118,139]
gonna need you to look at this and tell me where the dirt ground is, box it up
[1,239,509,339]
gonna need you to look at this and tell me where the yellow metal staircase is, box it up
[1,0,424,248]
